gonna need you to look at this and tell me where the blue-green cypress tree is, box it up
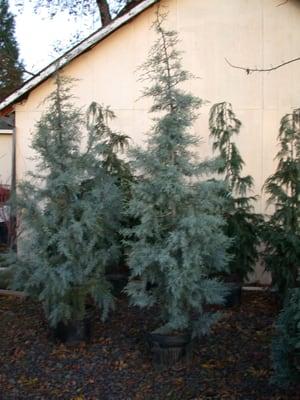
[10,75,122,327]
[125,13,231,337]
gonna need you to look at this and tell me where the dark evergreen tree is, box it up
[86,102,132,198]
[0,0,24,102]
[209,102,262,282]
[85,102,133,275]
[10,75,122,328]
[263,109,300,294]
[125,12,231,337]
[263,110,300,387]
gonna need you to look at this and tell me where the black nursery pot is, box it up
[224,282,242,307]
[0,222,8,246]
[291,350,300,374]
[106,273,128,297]
[146,331,192,369]
[51,308,93,344]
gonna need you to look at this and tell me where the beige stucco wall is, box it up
[0,134,12,185]
[14,0,300,216]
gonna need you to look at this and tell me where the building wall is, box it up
[0,134,12,185]
[14,0,300,213]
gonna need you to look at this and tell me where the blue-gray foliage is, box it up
[125,12,231,337]
[10,75,122,327]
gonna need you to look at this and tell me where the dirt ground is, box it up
[0,290,299,400]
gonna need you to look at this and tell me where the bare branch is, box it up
[225,56,300,74]
[18,64,35,77]
[276,0,288,6]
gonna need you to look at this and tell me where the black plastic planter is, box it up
[224,283,242,307]
[106,273,128,297]
[51,308,93,344]
[146,331,192,369]
[0,223,8,246]
[291,350,300,374]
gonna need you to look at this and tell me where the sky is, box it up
[9,1,100,76]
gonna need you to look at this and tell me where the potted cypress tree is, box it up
[209,102,263,306]
[125,12,231,367]
[10,75,123,342]
[263,109,300,296]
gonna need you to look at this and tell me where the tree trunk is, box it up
[96,0,112,27]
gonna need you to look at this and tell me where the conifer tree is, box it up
[209,102,262,281]
[86,102,132,199]
[85,102,133,272]
[0,0,24,102]
[271,287,300,386]
[10,75,122,327]
[263,109,300,293]
[125,12,231,336]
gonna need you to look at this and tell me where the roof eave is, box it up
[0,129,13,135]
[0,0,158,113]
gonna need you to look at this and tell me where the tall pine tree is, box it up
[0,0,24,102]
[125,12,231,337]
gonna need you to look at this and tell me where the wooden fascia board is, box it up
[0,0,158,113]
[0,105,15,117]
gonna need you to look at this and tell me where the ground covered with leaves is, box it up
[0,290,299,399]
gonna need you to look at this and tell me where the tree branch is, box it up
[0,49,35,77]
[225,56,300,74]
[276,0,288,6]
[96,0,112,26]
[18,63,35,77]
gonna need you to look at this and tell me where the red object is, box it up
[0,186,10,204]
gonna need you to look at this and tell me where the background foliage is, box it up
[0,0,24,101]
